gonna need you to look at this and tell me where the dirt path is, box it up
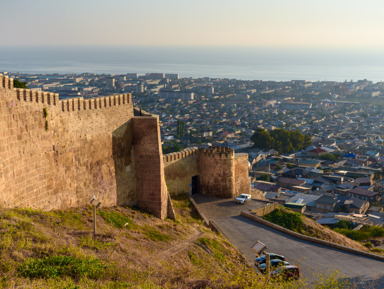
[156,226,204,260]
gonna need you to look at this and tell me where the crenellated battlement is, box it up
[60,94,131,112]
[0,74,14,89]
[199,146,235,159]
[163,147,198,164]
[16,88,59,105]
[1,74,132,111]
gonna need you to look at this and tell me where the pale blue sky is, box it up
[1,0,383,48]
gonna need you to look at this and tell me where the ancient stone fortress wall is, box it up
[132,111,175,219]
[198,146,235,198]
[0,74,175,219]
[0,73,248,218]
[163,146,251,198]
[163,147,199,196]
[0,74,135,210]
[234,153,251,196]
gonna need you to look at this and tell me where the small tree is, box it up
[303,134,312,148]
[250,128,271,149]
[256,174,270,182]
[13,79,28,89]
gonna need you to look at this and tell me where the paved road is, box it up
[192,194,384,288]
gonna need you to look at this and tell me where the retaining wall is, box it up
[251,202,279,217]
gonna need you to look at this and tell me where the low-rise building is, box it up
[315,195,337,213]
[277,177,306,189]
[344,187,380,203]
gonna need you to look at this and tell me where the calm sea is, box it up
[1,46,384,82]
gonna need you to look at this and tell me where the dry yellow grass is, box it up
[0,195,263,288]
[0,195,359,289]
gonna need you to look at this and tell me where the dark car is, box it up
[254,253,286,266]
[258,259,290,274]
[271,265,300,280]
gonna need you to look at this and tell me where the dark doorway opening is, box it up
[192,175,199,195]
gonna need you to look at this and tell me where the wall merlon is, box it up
[0,74,13,89]
[15,88,57,106]
[61,99,66,111]
[199,146,234,159]
[61,99,67,112]
[8,77,13,89]
[74,98,80,111]
[92,98,98,109]
[163,147,198,164]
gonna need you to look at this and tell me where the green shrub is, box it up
[368,226,384,238]
[364,242,373,249]
[13,79,28,89]
[333,225,384,242]
[256,174,271,182]
[262,208,305,233]
[371,248,384,254]
[17,255,107,280]
[332,220,354,230]
[43,107,48,118]
[333,228,370,241]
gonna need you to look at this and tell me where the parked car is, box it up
[235,193,251,204]
[258,259,289,274]
[254,253,286,266]
[271,265,300,280]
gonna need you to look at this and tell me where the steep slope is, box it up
[0,194,268,289]
[263,207,370,252]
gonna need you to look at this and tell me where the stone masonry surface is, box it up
[0,74,176,219]
[164,146,251,198]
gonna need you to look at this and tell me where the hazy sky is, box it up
[1,0,384,48]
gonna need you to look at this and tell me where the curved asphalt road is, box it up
[192,194,384,288]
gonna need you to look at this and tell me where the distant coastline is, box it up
[1,46,384,82]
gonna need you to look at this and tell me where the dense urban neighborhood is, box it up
[4,71,384,246]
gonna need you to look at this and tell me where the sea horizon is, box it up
[1,45,384,82]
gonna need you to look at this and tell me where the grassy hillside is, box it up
[0,195,354,289]
[0,195,257,289]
